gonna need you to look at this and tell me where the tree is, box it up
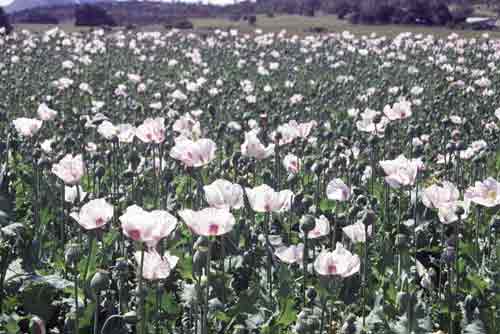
[0,7,12,35]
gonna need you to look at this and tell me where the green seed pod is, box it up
[90,270,110,296]
[300,214,316,233]
[64,243,81,268]
[123,311,138,324]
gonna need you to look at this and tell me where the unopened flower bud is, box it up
[123,311,138,324]
[64,243,81,267]
[300,215,316,233]
[90,270,110,296]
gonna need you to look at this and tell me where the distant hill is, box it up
[7,1,256,25]
[4,0,112,13]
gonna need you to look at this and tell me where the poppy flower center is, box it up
[208,224,219,235]
[129,229,141,240]
[487,190,497,200]
[95,217,105,226]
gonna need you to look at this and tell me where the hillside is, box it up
[4,0,112,13]
[7,1,254,25]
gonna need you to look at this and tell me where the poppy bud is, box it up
[64,136,75,149]
[193,250,207,275]
[38,157,51,169]
[490,216,500,232]
[64,243,81,267]
[446,142,456,152]
[300,215,316,233]
[455,206,465,217]
[341,313,357,334]
[442,245,455,263]
[194,236,209,252]
[30,316,45,334]
[306,287,317,301]
[90,270,110,296]
[33,148,42,160]
[128,150,141,170]
[95,165,106,179]
[395,233,407,248]
[362,209,376,226]
[464,294,478,316]
[232,325,247,334]
[355,195,367,207]
[123,311,138,324]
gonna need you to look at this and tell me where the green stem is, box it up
[139,246,146,334]
[74,274,79,334]
[204,240,212,334]
[94,294,100,334]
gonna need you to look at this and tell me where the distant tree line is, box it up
[329,0,474,25]
[0,7,12,34]
[255,0,479,25]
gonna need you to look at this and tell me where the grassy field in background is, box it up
[16,14,500,38]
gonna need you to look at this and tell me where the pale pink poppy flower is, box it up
[52,154,85,185]
[283,153,300,174]
[41,138,54,153]
[421,181,459,209]
[170,137,217,167]
[465,177,500,207]
[173,114,201,139]
[342,221,373,243]
[245,184,294,213]
[70,198,113,230]
[86,142,97,152]
[179,207,235,236]
[12,118,43,137]
[275,243,304,264]
[437,200,470,224]
[292,120,317,138]
[134,250,178,280]
[326,178,351,201]
[120,205,178,247]
[136,117,165,144]
[382,99,412,120]
[356,110,390,136]
[37,103,58,121]
[97,121,118,140]
[203,179,244,209]
[272,124,299,145]
[450,115,464,125]
[241,130,275,160]
[65,185,87,203]
[117,124,136,143]
[379,155,421,188]
[307,215,330,239]
[273,120,317,145]
[314,243,360,278]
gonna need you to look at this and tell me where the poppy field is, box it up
[1,27,500,334]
